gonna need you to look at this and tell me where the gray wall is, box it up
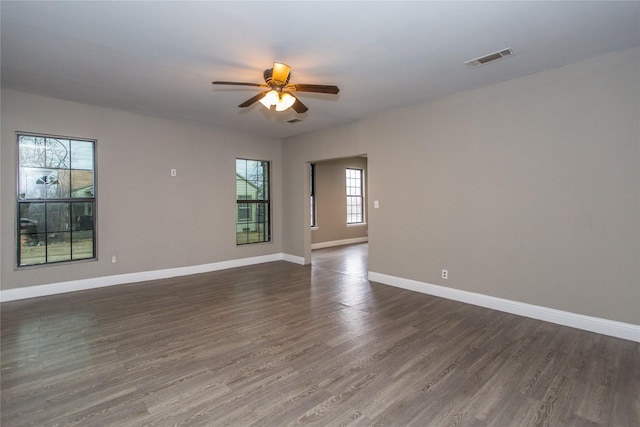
[2,48,638,326]
[312,157,368,245]
[1,89,283,289]
[283,48,640,325]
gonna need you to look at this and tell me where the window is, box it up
[236,159,270,245]
[346,168,364,224]
[310,163,317,227]
[17,133,96,266]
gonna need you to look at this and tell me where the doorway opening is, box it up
[306,155,369,276]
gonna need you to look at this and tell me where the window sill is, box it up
[311,226,319,231]
[347,222,367,228]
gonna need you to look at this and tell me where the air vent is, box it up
[465,48,514,67]
[285,118,303,124]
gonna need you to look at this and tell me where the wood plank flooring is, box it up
[2,243,638,426]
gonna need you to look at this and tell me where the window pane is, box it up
[255,179,267,198]
[19,204,43,263]
[19,136,47,168]
[236,159,248,180]
[45,138,70,169]
[71,202,94,260]
[47,231,71,263]
[47,203,70,233]
[257,162,268,197]
[258,203,269,225]
[237,203,251,221]
[19,203,45,235]
[19,233,46,266]
[70,140,94,171]
[71,202,94,231]
[71,169,94,198]
[72,230,94,260]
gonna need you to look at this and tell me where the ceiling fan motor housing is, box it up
[264,67,290,87]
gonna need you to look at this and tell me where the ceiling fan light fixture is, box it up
[259,90,297,111]
[275,93,296,111]
[259,90,280,108]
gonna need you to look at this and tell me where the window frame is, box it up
[235,158,271,245]
[310,163,317,228]
[346,167,365,225]
[16,132,97,267]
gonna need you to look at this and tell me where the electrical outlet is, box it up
[112,255,117,263]
[170,169,177,177]
[442,269,448,279]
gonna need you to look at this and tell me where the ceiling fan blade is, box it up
[238,91,268,108]
[212,81,267,88]
[271,63,291,84]
[291,97,309,114]
[288,84,340,94]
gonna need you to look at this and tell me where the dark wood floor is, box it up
[1,243,638,426]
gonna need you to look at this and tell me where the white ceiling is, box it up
[2,1,639,139]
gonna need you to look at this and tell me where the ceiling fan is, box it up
[212,62,339,114]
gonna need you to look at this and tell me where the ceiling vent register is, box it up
[465,48,515,67]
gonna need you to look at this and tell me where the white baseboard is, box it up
[5,259,636,343]
[0,253,301,302]
[311,237,368,250]
[368,271,640,343]
[282,253,305,265]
